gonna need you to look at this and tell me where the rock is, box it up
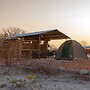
[0,84,7,88]
[79,70,89,75]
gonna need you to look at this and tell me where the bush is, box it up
[28,60,60,75]
[9,79,27,88]
[26,75,36,80]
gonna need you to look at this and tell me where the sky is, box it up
[0,0,90,47]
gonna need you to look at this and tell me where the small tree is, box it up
[0,27,25,65]
[80,40,88,46]
[0,27,25,38]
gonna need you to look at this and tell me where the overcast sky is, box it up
[0,0,90,45]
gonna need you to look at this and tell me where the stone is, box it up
[79,70,89,75]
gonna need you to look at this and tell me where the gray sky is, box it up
[0,0,90,45]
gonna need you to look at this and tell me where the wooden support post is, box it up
[18,39,22,58]
[39,35,41,59]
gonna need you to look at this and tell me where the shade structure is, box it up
[7,29,70,40]
[55,40,88,60]
[1,29,70,60]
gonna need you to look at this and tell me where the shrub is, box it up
[26,75,36,80]
[28,60,60,75]
[9,79,27,88]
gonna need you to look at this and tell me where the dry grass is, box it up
[24,59,61,75]
[1,58,90,75]
[24,59,90,75]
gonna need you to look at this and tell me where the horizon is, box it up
[0,0,90,46]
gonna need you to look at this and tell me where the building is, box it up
[0,29,70,64]
[83,46,90,54]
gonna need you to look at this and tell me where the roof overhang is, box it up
[7,29,70,40]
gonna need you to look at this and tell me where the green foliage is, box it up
[26,75,36,80]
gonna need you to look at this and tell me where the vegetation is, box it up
[80,40,88,46]
[0,27,25,38]
[9,79,27,88]
[27,60,60,75]
[0,27,25,65]
[26,75,36,80]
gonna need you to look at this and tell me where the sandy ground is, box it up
[0,65,90,90]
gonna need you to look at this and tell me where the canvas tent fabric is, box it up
[55,40,88,60]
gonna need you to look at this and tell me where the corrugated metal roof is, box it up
[8,29,70,39]
[8,29,56,38]
[83,46,90,48]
